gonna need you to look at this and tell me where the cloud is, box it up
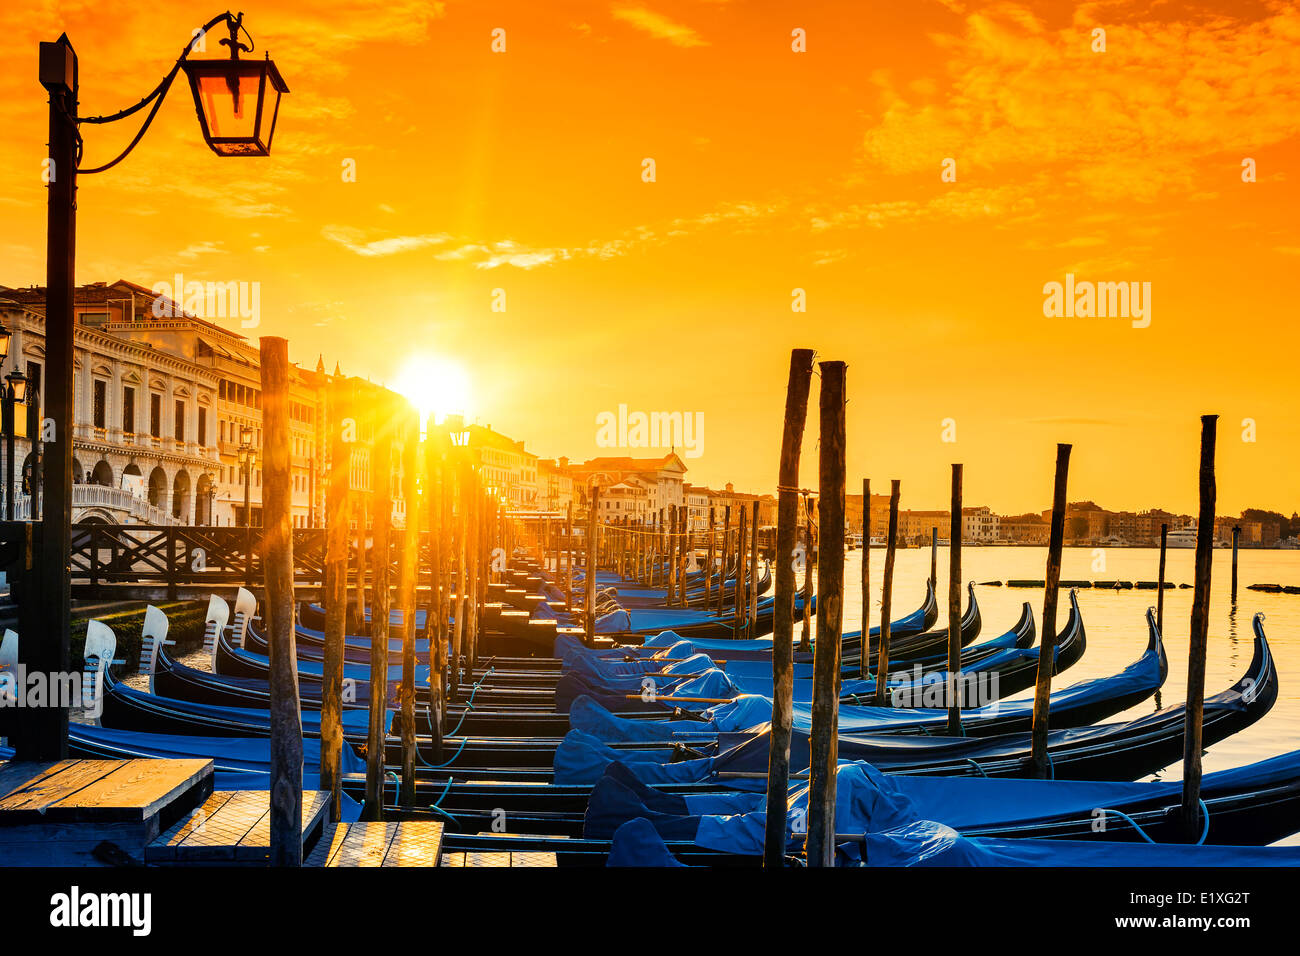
[859,3,1300,203]
[321,227,451,257]
[323,198,786,269]
[610,5,708,47]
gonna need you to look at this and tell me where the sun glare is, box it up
[392,355,472,425]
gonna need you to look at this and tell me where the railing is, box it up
[62,524,425,591]
[12,484,176,525]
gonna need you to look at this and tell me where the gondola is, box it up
[82,610,1277,828]
[599,817,1300,868]
[60,723,1300,854]
[555,611,1275,786]
[562,590,1118,736]
[552,599,1042,713]
[101,599,1168,773]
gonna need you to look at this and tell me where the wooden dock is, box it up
[307,820,444,867]
[0,758,212,865]
[1,757,553,866]
[145,789,331,865]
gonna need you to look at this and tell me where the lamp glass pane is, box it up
[195,63,264,140]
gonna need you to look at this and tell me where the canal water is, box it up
[813,547,1299,813]
[123,545,1300,845]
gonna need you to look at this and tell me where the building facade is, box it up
[0,279,407,527]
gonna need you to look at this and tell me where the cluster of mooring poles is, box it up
[211,337,1228,866]
[756,349,1225,865]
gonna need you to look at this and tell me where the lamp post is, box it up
[202,471,217,526]
[3,369,30,521]
[19,13,288,760]
[0,323,10,517]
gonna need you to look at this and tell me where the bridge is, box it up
[12,484,176,526]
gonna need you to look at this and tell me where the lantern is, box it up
[183,53,288,157]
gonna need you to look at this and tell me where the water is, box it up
[808,547,1300,794]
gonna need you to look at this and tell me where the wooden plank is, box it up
[163,790,267,862]
[510,852,558,867]
[464,851,512,867]
[381,820,444,867]
[0,761,69,801]
[305,822,351,867]
[0,760,123,819]
[46,758,211,822]
[147,790,236,861]
[440,851,465,867]
[329,820,398,867]
[238,790,330,859]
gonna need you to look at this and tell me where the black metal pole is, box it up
[3,394,14,521]
[19,34,78,760]
[27,395,41,521]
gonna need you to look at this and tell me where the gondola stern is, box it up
[1144,606,1168,685]
[1014,602,1036,649]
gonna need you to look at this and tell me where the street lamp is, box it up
[3,369,30,521]
[20,12,289,760]
[182,30,289,157]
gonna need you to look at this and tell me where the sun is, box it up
[392,355,472,425]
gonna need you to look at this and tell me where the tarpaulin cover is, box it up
[565,638,1162,738]
[553,730,717,785]
[232,639,429,687]
[69,723,366,774]
[606,818,690,867]
[860,821,1300,867]
[607,815,1300,867]
[586,750,1300,851]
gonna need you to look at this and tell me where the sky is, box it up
[1,0,1298,515]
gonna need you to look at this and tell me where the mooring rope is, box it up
[1097,800,1209,845]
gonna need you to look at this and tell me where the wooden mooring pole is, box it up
[427,420,446,761]
[873,481,900,706]
[706,506,715,608]
[947,464,963,736]
[452,460,467,693]
[565,501,574,611]
[1231,524,1240,604]
[585,484,599,642]
[260,337,303,865]
[859,478,870,680]
[734,503,748,637]
[1183,415,1218,839]
[466,466,480,668]
[363,399,394,820]
[806,360,846,867]
[320,376,352,822]
[1030,443,1071,778]
[748,500,760,638]
[930,525,938,590]
[762,348,814,869]
[1157,523,1168,635]
[718,505,731,617]
[398,409,420,806]
[800,497,813,652]
[352,501,368,635]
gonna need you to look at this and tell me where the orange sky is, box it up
[2,0,1298,515]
